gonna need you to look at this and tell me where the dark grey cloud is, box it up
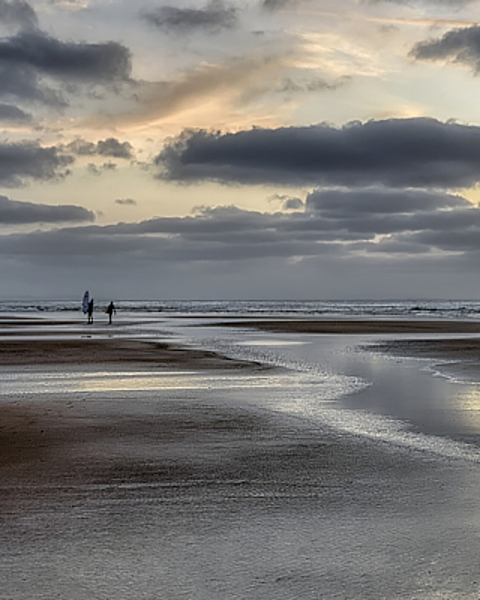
[0,102,31,121]
[18,188,474,261]
[306,188,469,216]
[411,25,480,73]
[0,0,38,31]
[0,62,66,106]
[68,137,133,159]
[0,141,73,187]
[3,188,480,299]
[278,75,351,94]
[283,197,304,210]
[0,30,131,82]
[123,188,480,256]
[269,193,304,210]
[403,229,480,252]
[97,138,134,159]
[262,0,297,10]
[0,221,333,265]
[303,187,480,258]
[87,162,116,176]
[142,1,237,35]
[304,188,480,240]
[67,139,96,155]
[115,198,137,205]
[156,118,480,189]
[0,194,94,224]
[0,29,131,107]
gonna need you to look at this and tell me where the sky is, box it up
[2,0,480,300]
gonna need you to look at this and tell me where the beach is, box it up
[2,313,480,599]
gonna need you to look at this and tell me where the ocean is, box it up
[2,298,480,319]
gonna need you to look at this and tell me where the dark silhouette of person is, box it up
[87,298,94,324]
[106,301,116,324]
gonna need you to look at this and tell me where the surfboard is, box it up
[82,291,89,314]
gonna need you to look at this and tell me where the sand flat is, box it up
[0,337,266,369]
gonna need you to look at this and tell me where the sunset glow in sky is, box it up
[2,0,480,299]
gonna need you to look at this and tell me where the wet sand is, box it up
[0,337,266,369]
[218,317,480,334]
[2,316,480,598]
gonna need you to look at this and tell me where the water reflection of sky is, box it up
[165,319,480,454]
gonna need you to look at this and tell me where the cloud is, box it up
[0,29,131,107]
[3,190,480,299]
[115,198,137,205]
[7,188,475,262]
[47,0,84,9]
[0,30,131,82]
[87,162,116,176]
[306,187,469,216]
[96,54,285,128]
[0,194,94,224]
[283,197,304,210]
[67,139,96,155]
[0,141,73,187]
[262,0,298,10]
[0,0,38,31]
[304,188,480,240]
[277,75,351,94]
[156,118,480,189]
[73,188,480,260]
[0,62,66,106]
[376,0,472,6]
[68,137,134,159]
[411,25,480,74]
[269,193,304,210]
[141,1,238,35]
[0,102,31,121]
[96,138,134,159]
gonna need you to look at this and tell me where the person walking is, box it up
[87,298,94,324]
[106,301,116,325]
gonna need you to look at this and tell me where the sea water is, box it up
[2,297,480,319]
